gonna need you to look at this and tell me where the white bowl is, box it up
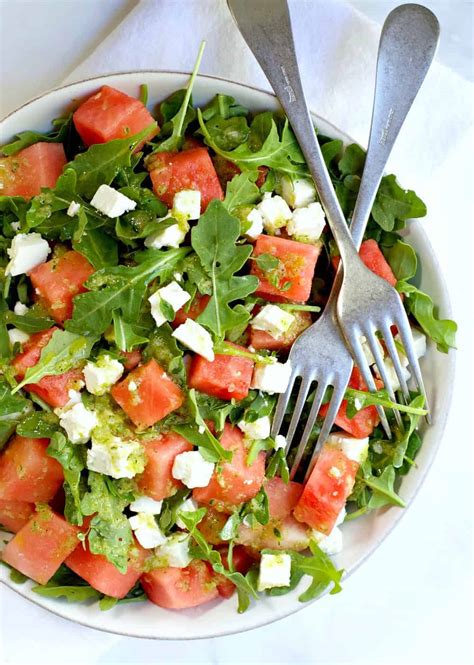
[0,72,455,640]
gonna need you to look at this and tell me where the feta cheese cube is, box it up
[129,496,163,514]
[244,208,264,239]
[238,415,271,440]
[6,233,50,276]
[84,354,124,396]
[286,203,325,243]
[172,450,215,489]
[172,189,201,220]
[395,328,427,361]
[59,402,98,444]
[172,319,214,361]
[251,304,295,339]
[67,201,81,217]
[326,432,369,464]
[148,281,191,327]
[251,359,292,394]
[257,194,292,232]
[13,301,28,316]
[360,335,384,366]
[154,532,192,568]
[176,497,199,529]
[257,553,291,591]
[374,357,411,392]
[312,526,343,556]
[90,184,137,218]
[280,176,316,208]
[144,222,187,249]
[274,434,287,450]
[87,436,145,479]
[129,513,167,549]
[7,328,29,346]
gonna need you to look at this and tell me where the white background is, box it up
[0,1,473,664]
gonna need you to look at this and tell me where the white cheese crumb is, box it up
[154,532,192,568]
[87,436,144,479]
[172,189,201,220]
[6,233,50,276]
[90,184,137,218]
[129,513,167,549]
[129,496,163,515]
[172,450,215,489]
[326,432,369,464]
[395,328,427,361]
[58,402,98,444]
[8,328,29,346]
[84,354,124,396]
[244,208,264,239]
[274,434,287,450]
[373,357,411,392]
[280,176,316,208]
[257,194,292,232]
[13,301,28,316]
[312,526,343,556]
[251,304,295,339]
[251,358,292,394]
[148,281,191,328]
[238,415,271,441]
[257,553,292,591]
[172,318,214,361]
[286,202,325,243]
[176,497,199,529]
[144,222,187,249]
[67,201,81,217]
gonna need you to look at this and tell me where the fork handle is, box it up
[350,4,440,248]
[227,0,360,267]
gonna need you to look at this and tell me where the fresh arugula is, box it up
[112,311,149,352]
[16,410,58,438]
[0,378,32,447]
[3,309,54,333]
[1,115,72,156]
[47,432,87,525]
[73,226,118,269]
[222,171,260,212]
[358,459,406,509]
[220,488,270,541]
[201,94,248,121]
[191,200,258,338]
[345,387,427,417]
[143,323,186,385]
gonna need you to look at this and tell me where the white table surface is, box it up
[0,2,473,664]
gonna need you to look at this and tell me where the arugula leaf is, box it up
[338,143,365,176]
[321,139,343,168]
[371,175,426,231]
[265,447,290,483]
[67,124,157,199]
[203,115,250,151]
[345,387,427,417]
[66,247,188,336]
[3,310,54,333]
[47,432,87,525]
[220,488,269,541]
[16,410,58,438]
[359,460,406,509]
[223,172,260,212]
[391,394,425,468]
[32,584,101,603]
[143,323,186,385]
[73,227,118,269]
[81,472,135,573]
[112,311,149,352]
[12,329,96,393]
[0,378,32,447]
[158,489,191,534]
[201,94,248,121]
[191,200,258,337]
[1,115,72,156]
[0,294,10,357]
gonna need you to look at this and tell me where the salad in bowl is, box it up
[0,55,456,622]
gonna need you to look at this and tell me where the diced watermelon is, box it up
[141,560,218,609]
[136,433,193,501]
[2,506,80,584]
[187,343,254,401]
[66,539,147,598]
[111,359,184,429]
[0,143,66,199]
[196,509,229,545]
[193,424,265,509]
[250,309,312,351]
[0,500,35,533]
[29,250,95,323]
[265,477,304,520]
[332,239,397,287]
[120,349,142,371]
[148,147,223,211]
[294,443,359,534]
[212,155,268,189]
[0,435,63,503]
[73,85,158,147]
[172,294,210,327]
[319,367,380,438]
[236,515,310,551]
[251,235,321,303]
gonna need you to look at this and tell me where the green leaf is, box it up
[362,464,406,509]
[402,288,457,353]
[338,143,366,176]
[321,139,343,167]
[32,584,101,603]
[371,175,427,232]
[191,200,258,337]
[158,489,191,534]
[391,394,425,468]
[220,488,270,540]
[0,378,33,447]
[73,227,118,269]
[16,411,58,438]
[203,115,250,151]
[345,387,427,417]
[68,124,157,199]
[13,329,96,393]
[201,94,248,121]
[383,240,417,281]
[47,432,87,525]
[112,311,148,352]
[1,115,72,156]
[66,247,188,336]
[3,310,54,333]
[143,323,186,385]
[223,172,260,213]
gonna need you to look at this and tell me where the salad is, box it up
[0,52,456,613]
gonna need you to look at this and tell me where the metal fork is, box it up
[227,1,438,478]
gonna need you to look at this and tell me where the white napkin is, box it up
[64,0,473,208]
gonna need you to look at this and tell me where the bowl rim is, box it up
[0,70,456,640]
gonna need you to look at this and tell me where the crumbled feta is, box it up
[280,176,316,208]
[395,328,427,361]
[59,402,98,444]
[326,432,369,464]
[173,272,183,282]
[7,328,29,346]
[257,553,292,591]
[172,451,215,489]
[257,194,292,232]
[286,202,325,243]
[148,281,191,327]
[65,388,84,406]
[172,189,201,220]
[244,208,264,239]
[374,357,411,392]
[144,222,187,249]
[67,201,81,217]
[13,301,28,316]
[176,497,199,529]
[11,221,20,232]
[90,184,137,218]
[154,532,192,568]
[129,513,167,549]
[87,436,145,479]
[238,416,271,441]
[274,434,287,450]
[129,496,163,514]
[128,381,138,392]
[83,354,124,396]
[312,526,343,556]
[251,304,295,339]
[251,359,292,394]
[6,233,50,276]
[172,319,214,361]
[360,335,384,366]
